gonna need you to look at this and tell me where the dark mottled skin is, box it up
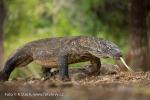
[0,36,122,81]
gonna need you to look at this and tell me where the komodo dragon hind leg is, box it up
[42,67,59,78]
[58,55,70,81]
[42,67,51,78]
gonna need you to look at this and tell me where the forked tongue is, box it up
[120,57,134,72]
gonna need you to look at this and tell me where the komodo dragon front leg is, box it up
[58,54,70,81]
[86,56,101,75]
[41,54,81,81]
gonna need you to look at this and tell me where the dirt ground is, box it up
[0,64,150,100]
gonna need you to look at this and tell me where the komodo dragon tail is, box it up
[0,48,33,81]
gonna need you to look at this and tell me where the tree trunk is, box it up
[0,0,5,68]
[128,0,149,71]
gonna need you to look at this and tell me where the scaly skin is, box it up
[0,36,122,81]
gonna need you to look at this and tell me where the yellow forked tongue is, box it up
[120,57,134,72]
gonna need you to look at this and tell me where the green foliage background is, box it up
[4,0,129,79]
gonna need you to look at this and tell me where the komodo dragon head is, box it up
[79,36,122,60]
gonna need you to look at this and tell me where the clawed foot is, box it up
[85,64,100,76]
